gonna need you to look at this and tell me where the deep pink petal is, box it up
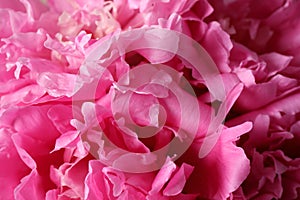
[183,122,252,199]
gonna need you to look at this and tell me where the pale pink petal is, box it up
[47,0,81,13]
[0,84,46,109]
[103,167,126,197]
[37,72,77,97]
[11,134,37,169]
[1,30,48,61]
[52,158,90,199]
[45,189,59,200]
[14,169,45,200]
[110,152,158,173]
[51,131,79,153]
[149,158,176,195]
[84,160,107,200]
[20,0,48,20]
[158,13,184,33]
[163,163,194,196]
[140,0,198,24]
[0,10,26,38]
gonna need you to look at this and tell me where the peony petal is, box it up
[259,52,293,78]
[236,82,278,111]
[84,161,106,200]
[183,122,252,199]
[199,83,244,158]
[103,167,126,197]
[0,0,26,11]
[11,134,37,169]
[243,114,270,151]
[14,169,45,200]
[281,164,300,199]
[0,128,30,199]
[111,151,159,172]
[163,163,194,196]
[0,84,46,109]
[45,189,59,200]
[149,158,176,195]
[19,0,48,21]
[51,130,79,153]
[37,72,77,97]
[201,22,232,73]
[47,104,74,134]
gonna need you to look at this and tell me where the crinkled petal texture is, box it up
[68,24,250,199]
[228,42,297,112]
[85,158,198,200]
[0,0,264,199]
[208,0,300,121]
[228,91,300,199]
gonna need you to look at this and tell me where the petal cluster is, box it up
[0,0,299,200]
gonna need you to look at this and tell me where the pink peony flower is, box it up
[206,1,300,198]
[228,44,297,112]
[228,91,300,199]
[206,0,300,114]
[66,26,250,199]
[6,0,300,199]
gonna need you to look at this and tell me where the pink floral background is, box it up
[0,0,299,199]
